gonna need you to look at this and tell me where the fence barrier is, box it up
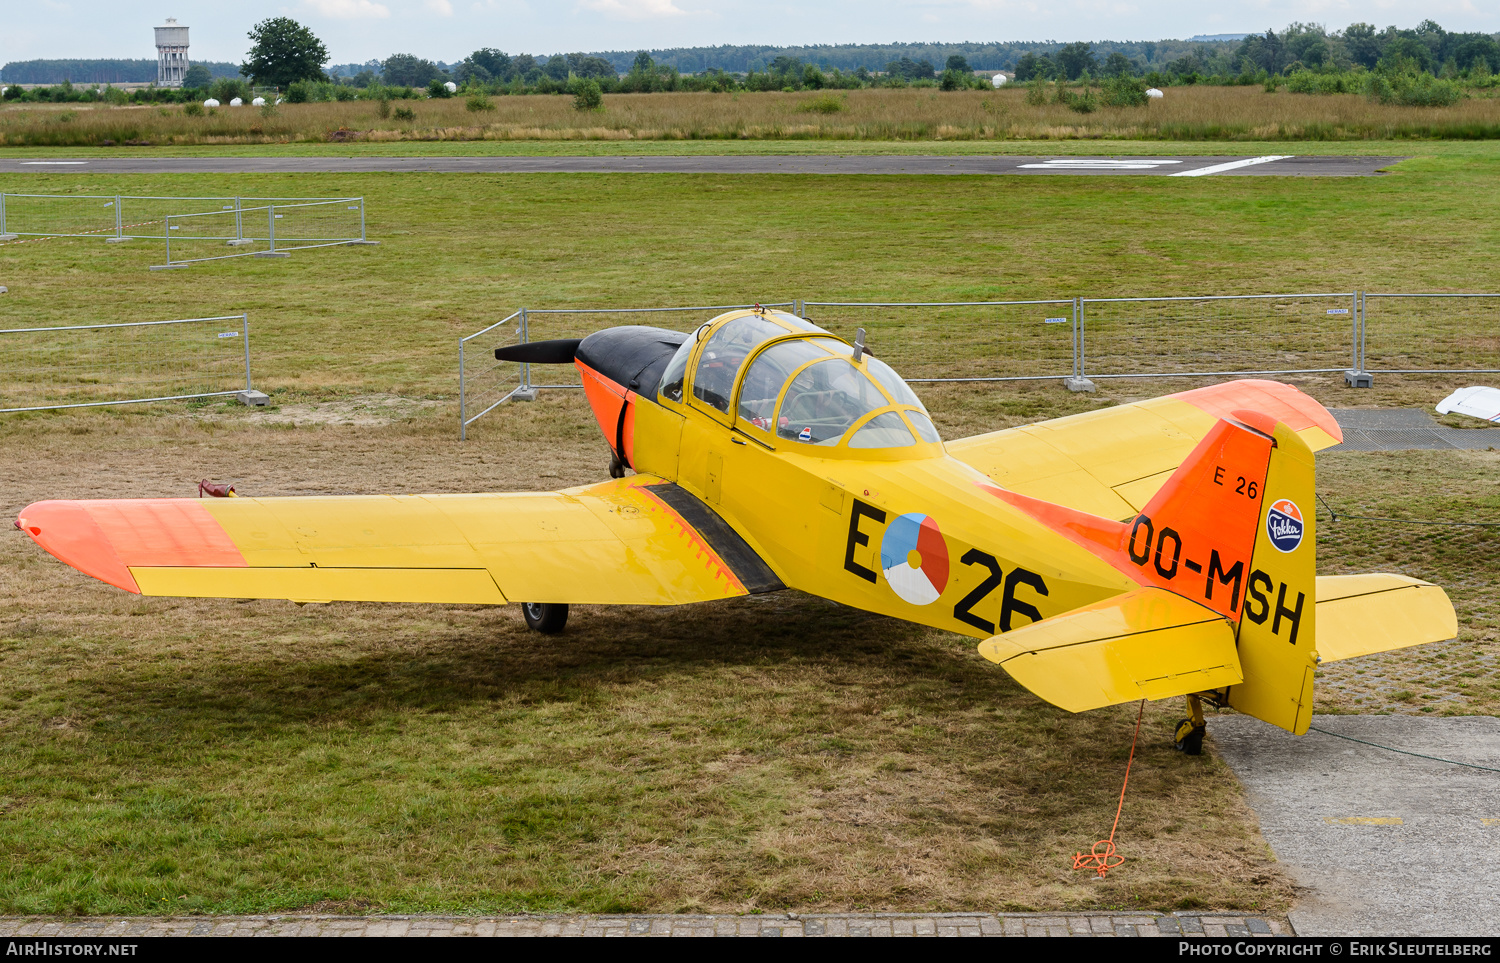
[1360,294,1500,375]
[459,310,523,440]
[0,314,255,413]
[154,199,372,269]
[0,192,374,266]
[455,294,1500,437]
[799,300,1079,384]
[1078,293,1359,381]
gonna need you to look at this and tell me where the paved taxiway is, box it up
[1212,714,1500,936]
[0,155,1403,176]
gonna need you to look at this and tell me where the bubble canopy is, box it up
[656,310,941,455]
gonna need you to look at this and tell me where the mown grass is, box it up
[1,155,1498,399]
[3,86,1500,148]
[0,162,1497,916]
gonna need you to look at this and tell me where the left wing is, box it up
[945,379,1343,520]
[17,476,784,605]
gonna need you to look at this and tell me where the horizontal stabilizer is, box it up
[1315,574,1458,662]
[977,588,1242,712]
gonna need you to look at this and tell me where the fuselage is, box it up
[573,310,1136,639]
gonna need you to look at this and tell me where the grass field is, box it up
[0,150,1497,916]
[3,86,1500,149]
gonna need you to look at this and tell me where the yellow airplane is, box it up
[16,308,1456,752]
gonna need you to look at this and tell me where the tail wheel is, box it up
[521,602,569,634]
[1174,718,1206,756]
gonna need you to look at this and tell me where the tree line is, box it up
[0,59,240,84]
[1014,21,1500,82]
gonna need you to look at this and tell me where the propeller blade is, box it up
[495,339,582,364]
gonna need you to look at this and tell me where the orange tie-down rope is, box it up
[1073,699,1145,880]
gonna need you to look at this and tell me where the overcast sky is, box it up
[3,0,1494,66]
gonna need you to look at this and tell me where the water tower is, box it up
[155,18,190,87]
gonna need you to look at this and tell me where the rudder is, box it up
[1223,416,1318,734]
[1121,408,1319,733]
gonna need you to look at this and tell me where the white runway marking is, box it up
[20,160,88,165]
[1169,155,1295,176]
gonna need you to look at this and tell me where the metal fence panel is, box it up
[0,193,360,242]
[261,199,368,252]
[0,314,253,413]
[156,209,271,266]
[460,311,523,440]
[153,200,368,268]
[799,300,1077,382]
[113,195,254,241]
[1078,294,1358,379]
[0,193,118,239]
[1361,294,1500,374]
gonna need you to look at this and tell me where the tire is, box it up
[521,602,569,634]
[1174,718,1205,756]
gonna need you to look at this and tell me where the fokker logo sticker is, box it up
[1266,499,1304,553]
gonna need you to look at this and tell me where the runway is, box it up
[0,154,1404,176]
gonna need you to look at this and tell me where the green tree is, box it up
[1341,23,1383,69]
[459,48,512,84]
[241,18,329,88]
[182,64,212,89]
[572,78,603,110]
[1056,42,1097,80]
[945,54,971,73]
[382,54,444,87]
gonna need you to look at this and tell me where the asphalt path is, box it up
[0,154,1404,176]
[1211,714,1500,936]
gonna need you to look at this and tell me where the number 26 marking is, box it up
[952,549,1049,635]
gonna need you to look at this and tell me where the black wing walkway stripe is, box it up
[647,482,785,595]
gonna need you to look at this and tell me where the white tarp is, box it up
[1436,386,1500,423]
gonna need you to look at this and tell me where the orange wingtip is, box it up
[17,498,247,594]
[18,500,141,594]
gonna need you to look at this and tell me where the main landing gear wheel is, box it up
[608,452,626,479]
[1174,718,1206,756]
[521,602,569,634]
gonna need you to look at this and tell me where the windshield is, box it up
[777,358,887,445]
[848,411,917,449]
[656,337,695,403]
[738,338,832,431]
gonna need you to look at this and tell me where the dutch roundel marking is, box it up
[798,427,813,442]
[1265,498,1305,553]
[879,513,950,606]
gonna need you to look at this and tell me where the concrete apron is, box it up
[1210,714,1500,937]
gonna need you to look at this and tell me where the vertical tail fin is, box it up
[1125,409,1318,733]
[1223,417,1317,734]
